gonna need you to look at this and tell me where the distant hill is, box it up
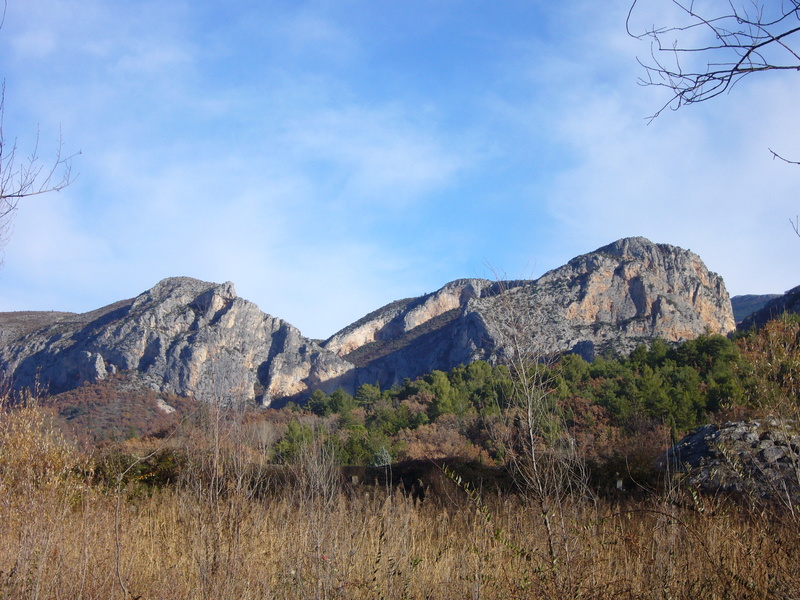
[0,237,736,406]
[730,294,782,324]
[738,286,800,330]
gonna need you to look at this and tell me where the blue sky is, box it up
[1,0,798,339]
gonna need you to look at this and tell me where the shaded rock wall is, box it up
[738,285,800,330]
[0,277,354,406]
[326,237,735,389]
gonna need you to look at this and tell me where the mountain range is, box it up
[0,237,738,406]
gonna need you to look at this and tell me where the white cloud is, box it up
[1,0,798,341]
[279,104,470,209]
[541,57,800,296]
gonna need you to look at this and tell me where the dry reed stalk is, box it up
[1,483,798,599]
[1,402,798,598]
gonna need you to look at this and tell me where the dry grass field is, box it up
[1,401,798,600]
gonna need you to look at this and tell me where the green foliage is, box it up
[274,419,313,464]
[307,389,331,417]
[293,332,766,467]
[355,383,381,408]
[335,425,395,466]
[554,334,750,431]
[329,388,356,414]
[293,361,514,466]
[425,370,457,419]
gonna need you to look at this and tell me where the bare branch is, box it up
[0,80,80,250]
[629,0,800,120]
[771,148,800,165]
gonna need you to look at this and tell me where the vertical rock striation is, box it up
[0,277,354,405]
[0,237,735,404]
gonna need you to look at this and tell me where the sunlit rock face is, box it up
[323,278,519,357]
[0,277,354,406]
[0,237,734,404]
[497,236,736,356]
[323,237,735,390]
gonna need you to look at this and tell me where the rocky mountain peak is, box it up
[0,277,354,406]
[595,236,676,261]
[551,237,735,343]
[0,237,736,405]
[329,237,735,390]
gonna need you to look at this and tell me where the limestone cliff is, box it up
[0,277,354,405]
[485,236,736,357]
[0,237,735,404]
[325,237,735,389]
[323,279,524,360]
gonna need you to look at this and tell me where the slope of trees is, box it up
[272,331,761,471]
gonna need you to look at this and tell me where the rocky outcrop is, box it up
[326,237,736,389]
[0,237,736,404]
[323,279,523,360]
[662,419,800,506]
[480,237,736,357]
[0,277,354,406]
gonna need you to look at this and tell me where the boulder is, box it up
[662,419,800,506]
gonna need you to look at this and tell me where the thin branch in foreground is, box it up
[771,148,800,166]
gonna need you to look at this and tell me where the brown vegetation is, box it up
[0,398,798,599]
[49,374,198,444]
[2,317,800,598]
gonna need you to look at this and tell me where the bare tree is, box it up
[482,280,589,589]
[0,3,79,250]
[627,0,800,123]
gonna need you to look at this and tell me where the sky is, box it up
[0,0,798,340]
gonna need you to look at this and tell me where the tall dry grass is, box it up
[0,401,798,599]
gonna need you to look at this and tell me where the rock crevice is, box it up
[0,237,735,403]
[0,277,354,406]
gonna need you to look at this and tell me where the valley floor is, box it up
[2,466,798,599]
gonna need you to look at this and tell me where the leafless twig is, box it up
[0,9,81,250]
[771,149,800,165]
[627,0,800,120]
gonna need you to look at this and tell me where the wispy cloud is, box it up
[0,0,797,340]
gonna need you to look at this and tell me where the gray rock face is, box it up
[0,277,354,406]
[324,279,522,357]
[662,419,800,505]
[324,237,736,389]
[0,237,735,404]
[481,237,735,356]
